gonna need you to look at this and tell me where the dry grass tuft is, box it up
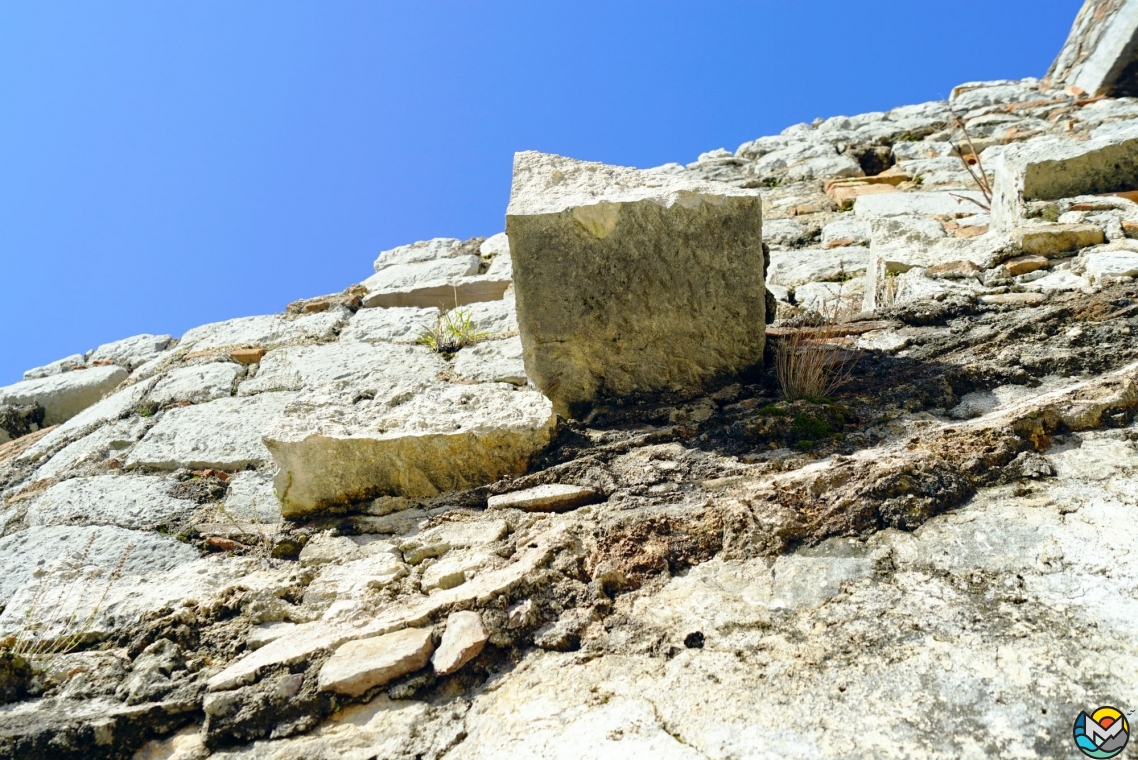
[774,289,859,401]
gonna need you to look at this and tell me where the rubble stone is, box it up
[506,151,766,416]
[432,611,488,676]
[1003,254,1051,275]
[317,628,434,697]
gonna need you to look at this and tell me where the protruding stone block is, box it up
[505,151,766,417]
[1011,224,1105,257]
[991,134,1138,228]
[488,483,601,513]
[264,384,556,517]
[0,365,127,427]
[1048,0,1138,97]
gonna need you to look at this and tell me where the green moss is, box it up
[794,440,815,451]
[792,414,833,440]
[758,404,788,417]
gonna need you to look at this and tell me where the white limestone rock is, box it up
[793,278,865,313]
[373,238,468,271]
[462,295,518,336]
[763,219,808,248]
[340,306,441,344]
[854,190,987,219]
[452,338,527,385]
[148,363,241,406]
[991,132,1138,229]
[0,525,198,609]
[178,310,350,353]
[767,247,868,289]
[89,334,174,371]
[221,470,282,524]
[23,475,198,530]
[505,151,765,416]
[16,380,157,464]
[125,392,297,471]
[22,353,88,380]
[820,217,871,247]
[303,552,408,609]
[237,342,444,397]
[0,365,128,427]
[264,384,556,516]
[31,416,151,482]
[361,257,481,296]
[1085,249,1138,282]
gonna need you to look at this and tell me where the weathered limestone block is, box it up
[24,475,198,530]
[178,311,349,353]
[766,247,868,289]
[147,363,241,406]
[340,306,441,344]
[89,334,173,371]
[991,133,1138,228]
[1085,248,1138,281]
[1048,0,1138,97]
[1012,224,1105,257]
[0,365,127,427]
[264,384,556,516]
[505,151,766,417]
[317,628,434,697]
[22,353,88,380]
[372,237,475,271]
[453,338,527,385]
[237,342,444,397]
[125,392,296,471]
[854,190,987,219]
[361,238,512,310]
[1003,254,1051,275]
[463,294,519,336]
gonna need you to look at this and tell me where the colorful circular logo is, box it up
[1073,707,1130,758]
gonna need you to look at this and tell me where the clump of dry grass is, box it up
[3,536,132,666]
[948,105,994,212]
[774,287,859,400]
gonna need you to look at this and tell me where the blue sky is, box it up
[1,1,1078,383]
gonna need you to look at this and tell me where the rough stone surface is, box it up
[264,384,556,516]
[0,366,127,427]
[1012,223,1105,257]
[506,151,765,417]
[126,392,296,471]
[452,338,527,385]
[431,611,488,676]
[238,342,444,397]
[178,311,349,352]
[1048,0,1138,97]
[148,363,241,406]
[340,306,441,344]
[317,628,434,698]
[23,475,198,530]
[89,334,174,371]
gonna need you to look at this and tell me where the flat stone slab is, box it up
[30,417,149,482]
[23,475,198,530]
[854,190,987,219]
[1048,1,1138,97]
[125,392,296,471]
[463,295,519,336]
[264,384,556,516]
[488,483,601,513]
[147,363,241,406]
[1085,248,1138,282]
[372,237,474,271]
[23,353,88,380]
[766,246,868,289]
[340,306,441,344]
[317,628,434,697]
[237,342,444,397]
[0,525,199,609]
[0,365,127,427]
[432,611,488,676]
[453,338,527,385]
[178,311,349,352]
[89,334,173,371]
[220,471,281,524]
[505,151,766,417]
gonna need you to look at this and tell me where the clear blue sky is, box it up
[1,1,1078,383]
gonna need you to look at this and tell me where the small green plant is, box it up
[762,176,782,189]
[416,309,489,353]
[5,537,132,667]
[137,401,160,418]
